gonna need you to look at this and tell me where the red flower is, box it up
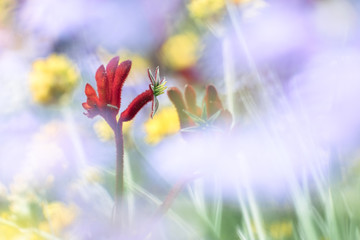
[83,57,166,126]
[82,57,167,223]
[82,57,131,124]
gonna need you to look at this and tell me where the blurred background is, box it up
[1,0,360,239]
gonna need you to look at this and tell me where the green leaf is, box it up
[180,126,202,133]
[208,110,222,124]
[201,104,207,120]
[183,109,207,125]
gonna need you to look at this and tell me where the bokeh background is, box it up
[1,0,360,239]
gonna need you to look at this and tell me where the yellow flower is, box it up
[0,224,43,240]
[268,221,293,239]
[188,0,225,20]
[82,166,102,183]
[29,54,79,105]
[161,32,201,70]
[0,0,15,24]
[93,119,132,142]
[144,106,180,144]
[40,202,77,235]
[0,224,19,240]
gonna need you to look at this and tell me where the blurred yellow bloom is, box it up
[144,106,180,144]
[29,54,79,105]
[82,166,103,183]
[188,0,225,19]
[0,0,15,24]
[0,224,43,240]
[268,221,293,239]
[40,202,77,235]
[0,224,18,240]
[161,32,201,70]
[93,119,132,142]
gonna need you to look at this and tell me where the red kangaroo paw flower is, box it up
[204,85,223,117]
[184,84,201,116]
[82,58,132,121]
[112,60,132,109]
[167,87,192,128]
[120,89,153,122]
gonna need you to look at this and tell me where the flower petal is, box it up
[120,89,153,122]
[85,83,97,98]
[167,87,192,128]
[82,102,99,118]
[82,102,92,110]
[106,56,119,101]
[184,84,201,115]
[204,85,223,117]
[112,60,132,108]
[95,65,109,105]
[85,83,100,106]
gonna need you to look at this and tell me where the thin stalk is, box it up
[97,166,198,237]
[123,150,135,225]
[114,120,124,225]
[222,35,236,127]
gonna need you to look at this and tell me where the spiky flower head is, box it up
[148,67,167,118]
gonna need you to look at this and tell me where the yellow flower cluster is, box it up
[0,177,78,239]
[0,0,15,24]
[188,0,225,19]
[29,54,78,105]
[39,202,77,235]
[144,106,180,144]
[0,224,42,240]
[82,166,103,183]
[161,32,201,71]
